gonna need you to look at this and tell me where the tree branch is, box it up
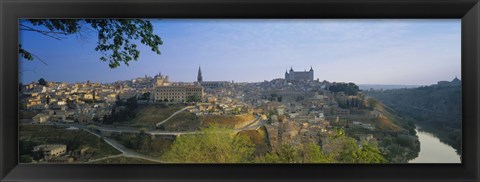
[30,52,48,66]
[19,24,69,40]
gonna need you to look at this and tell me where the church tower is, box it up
[197,66,203,83]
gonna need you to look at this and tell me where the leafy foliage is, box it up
[38,78,47,86]
[103,96,138,124]
[187,94,201,102]
[161,125,255,163]
[162,125,385,163]
[19,45,33,60]
[139,92,151,100]
[366,98,378,110]
[19,19,163,68]
[329,82,360,95]
[338,97,365,109]
[320,129,387,163]
[256,143,333,163]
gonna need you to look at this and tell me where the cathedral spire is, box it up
[197,66,203,83]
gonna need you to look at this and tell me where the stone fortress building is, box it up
[285,66,314,82]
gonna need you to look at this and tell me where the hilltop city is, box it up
[18,66,461,163]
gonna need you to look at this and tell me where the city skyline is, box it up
[19,19,461,85]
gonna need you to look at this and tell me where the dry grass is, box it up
[373,115,402,131]
[127,104,186,127]
[371,103,403,132]
[160,111,200,132]
[199,114,256,128]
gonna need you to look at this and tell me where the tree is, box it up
[45,95,50,104]
[38,78,47,86]
[19,155,33,163]
[269,145,299,163]
[125,96,138,110]
[301,143,334,163]
[366,98,378,110]
[321,129,386,163]
[115,95,124,106]
[356,141,387,163]
[255,143,333,163]
[161,125,255,163]
[140,92,151,100]
[19,19,163,68]
[132,128,151,151]
[329,82,360,95]
[187,94,200,102]
[92,90,96,102]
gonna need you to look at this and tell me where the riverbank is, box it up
[409,128,460,163]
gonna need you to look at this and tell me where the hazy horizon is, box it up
[20,77,458,87]
[20,19,461,85]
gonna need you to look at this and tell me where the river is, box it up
[409,128,461,163]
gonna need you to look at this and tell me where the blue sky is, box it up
[19,19,461,85]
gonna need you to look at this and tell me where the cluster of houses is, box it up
[227,77,383,152]
[31,144,93,163]
[20,80,140,123]
[21,73,217,124]
[21,68,386,160]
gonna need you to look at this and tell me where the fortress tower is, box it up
[285,66,314,82]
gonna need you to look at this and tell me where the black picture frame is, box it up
[1,0,479,181]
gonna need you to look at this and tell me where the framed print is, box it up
[1,0,479,182]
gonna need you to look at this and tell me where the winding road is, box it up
[155,106,194,128]
[24,106,268,163]
[78,125,167,163]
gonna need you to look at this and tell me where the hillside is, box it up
[372,110,403,132]
[345,101,419,163]
[199,114,256,129]
[110,103,200,131]
[238,126,271,156]
[358,84,420,91]
[111,103,253,131]
[129,104,186,128]
[366,80,462,154]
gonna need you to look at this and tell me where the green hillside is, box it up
[366,81,462,154]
